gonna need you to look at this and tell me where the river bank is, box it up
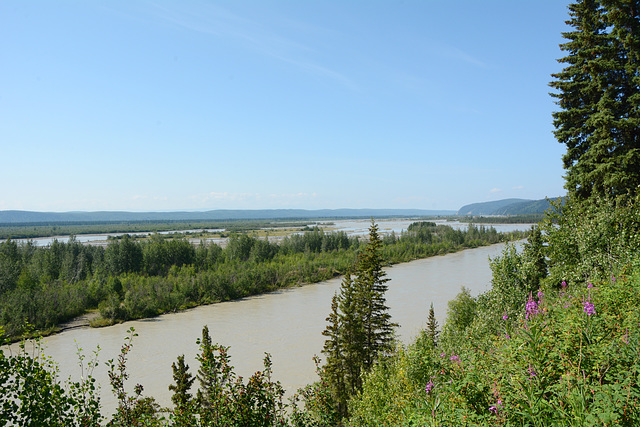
[1,241,519,417]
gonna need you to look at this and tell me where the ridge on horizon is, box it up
[0,208,457,224]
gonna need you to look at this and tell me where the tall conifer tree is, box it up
[321,220,397,421]
[550,0,640,199]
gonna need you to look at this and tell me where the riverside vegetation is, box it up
[3,0,640,424]
[0,221,518,341]
[4,195,640,425]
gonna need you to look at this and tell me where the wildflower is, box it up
[583,300,596,316]
[425,380,434,394]
[450,354,460,362]
[587,282,593,289]
[505,333,510,340]
[525,293,539,320]
[527,364,536,378]
[537,289,544,299]
[561,280,567,288]
[440,352,445,358]
[489,399,502,415]
[502,312,508,321]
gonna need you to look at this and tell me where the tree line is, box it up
[0,222,524,340]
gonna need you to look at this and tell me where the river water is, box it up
[2,241,518,416]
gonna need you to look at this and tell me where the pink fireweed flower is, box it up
[537,289,544,299]
[489,399,502,415]
[583,300,596,316]
[561,280,567,288]
[450,354,460,363]
[587,282,593,289]
[425,380,434,394]
[502,312,508,321]
[525,293,539,320]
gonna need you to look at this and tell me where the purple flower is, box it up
[525,293,539,320]
[561,280,567,288]
[528,364,536,378]
[537,289,544,299]
[502,312,508,321]
[583,300,596,316]
[440,352,445,358]
[587,282,593,289]
[489,396,503,415]
[450,354,460,363]
[425,380,434,394]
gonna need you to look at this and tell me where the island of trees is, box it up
[2,0,640,425]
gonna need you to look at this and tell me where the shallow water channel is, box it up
[2,241,518,416]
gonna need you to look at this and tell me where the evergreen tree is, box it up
[354,220,397,369]
[550,0,640,199]
[320,220,397,421]
[169,354,196,426]
[426,303,439,347]
[320,293,349,419]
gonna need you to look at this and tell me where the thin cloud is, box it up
[146,1,355,89]
[436,41,489,69]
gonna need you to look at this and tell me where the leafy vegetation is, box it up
[0,221,522,341]
[344,194,640,426]
[3,1,639,424]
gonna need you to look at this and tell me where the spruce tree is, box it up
[321,220,397,421]
[550,0,640,199]
[321,292,349,419]
[169,354,196,426]
[353,220,397,369]
[426,303,439,347]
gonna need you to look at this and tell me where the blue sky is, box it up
[1,1,571,212]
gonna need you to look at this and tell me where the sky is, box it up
[1,1,572,212]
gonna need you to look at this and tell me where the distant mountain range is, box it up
[0,208,457,224]
[0,198,564,225]
[457,197,563,216]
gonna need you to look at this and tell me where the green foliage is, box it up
[313,221,399,424]
[106,327,162,427]
[1,218,518,341]
[161,325,288,426]
[346,189,640,425]
[542,194,640,285]
[550,0,640,199]
[426,303,439,348]
[0,333,103,426]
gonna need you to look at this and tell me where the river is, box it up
[2,240,518,417]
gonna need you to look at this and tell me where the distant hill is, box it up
[457,198,563,216]
[0,208,457,225]
[457,199,531,216]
